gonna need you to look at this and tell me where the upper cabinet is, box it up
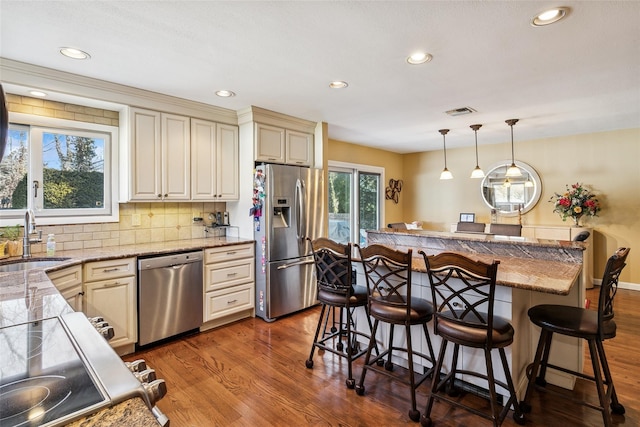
[122,107,239,202]
[255,124,313,166]
[255,123,285,163]
[239,106,316,167]
[127,108,190,201]
[285,129,313,166]
[191,119,239,201]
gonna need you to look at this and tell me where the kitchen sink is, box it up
[0,258,71,273]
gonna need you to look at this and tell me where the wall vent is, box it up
[445,107,476,116]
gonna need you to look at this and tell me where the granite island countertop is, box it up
[366,229,585,295]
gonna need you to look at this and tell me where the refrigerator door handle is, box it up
[276,258,315,270]
[295,178,305,240]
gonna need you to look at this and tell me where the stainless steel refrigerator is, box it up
[254,163,324,322]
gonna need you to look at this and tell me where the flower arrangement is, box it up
[549,183,601,226]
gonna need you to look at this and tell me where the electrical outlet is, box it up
[132,213,141,227]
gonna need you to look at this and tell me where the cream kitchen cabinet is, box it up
[254,122,313,166]
[202,243,255,330]
[127,108,190,201]
[84,258,137,353]
[47,265,83,312]
[191,118,239,201]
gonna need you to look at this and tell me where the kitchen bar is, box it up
[361,228,587,398]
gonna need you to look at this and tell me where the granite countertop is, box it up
[0,236,255,328]
[408,251,581,295]
[0,235,255,274]
[365,229,583,296]
[64,398,160,427]
[370,228,587,251]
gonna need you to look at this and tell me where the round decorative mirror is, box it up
[480,160,542,216]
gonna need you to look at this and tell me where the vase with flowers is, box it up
[549,182,601,227]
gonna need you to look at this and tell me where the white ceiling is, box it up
[1,1,639,153]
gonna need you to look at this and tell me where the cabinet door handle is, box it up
[227,299,237,305]
[227,272,238,277]
[226,251,237,255]
[102,281,121,288]
[103,267,120,273]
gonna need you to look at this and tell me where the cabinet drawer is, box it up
[204,283,253,321]
[47,265,82,293]
[204,243,254,263]
[84,258,136,282]
[205,258,255,291]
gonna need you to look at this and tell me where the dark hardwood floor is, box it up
[125,287,640,426]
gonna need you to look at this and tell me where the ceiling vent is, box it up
[445,107,476,116]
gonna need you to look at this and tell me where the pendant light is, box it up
[524,174,534,187]
[505,119,522,177]
[439,129,453,180]
[469,124,484,178]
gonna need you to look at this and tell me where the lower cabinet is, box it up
[202,243,255,330]
[47,265,84,312]
[84,258,137,353]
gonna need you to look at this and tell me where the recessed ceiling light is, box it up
[215,90,236,97]
[59,47,91,60]
[531,7,570,26]
[29,90,47,97]
[329,81,348,89]
[407,52,433,65]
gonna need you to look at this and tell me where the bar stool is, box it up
[355,244,436,422]
[305,237,373,388]
[421,251,524,427]
[520,247,630,427]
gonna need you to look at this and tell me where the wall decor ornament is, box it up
[549,182,601,226]
[385,179,403,204]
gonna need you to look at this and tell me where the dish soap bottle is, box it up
[46,234,56,256]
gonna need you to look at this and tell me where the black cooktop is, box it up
[0,316,106,427]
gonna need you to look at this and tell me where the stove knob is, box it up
[125,359,147,373]
[97,326,115,341]
[87,316,104,324]
[142,379,167,405]
[134,368,157,383]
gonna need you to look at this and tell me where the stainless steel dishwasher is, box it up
[138,251,203,346]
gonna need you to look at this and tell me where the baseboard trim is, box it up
[593,279,640,292]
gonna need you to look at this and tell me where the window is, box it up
[492,182,525,212]
[328,161,383,246]
[0,113,119,225]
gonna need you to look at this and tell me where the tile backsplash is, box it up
[22,202,226,255]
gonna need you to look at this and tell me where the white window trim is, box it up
[328,160,385,240]
[1,112,120,226]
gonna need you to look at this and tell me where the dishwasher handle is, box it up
[138,251,203,271]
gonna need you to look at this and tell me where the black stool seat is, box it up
[369,295,433,323]
[528,304,616,339]
[437,312,514,348]
[520,247,630,427]
[318,284,368,306]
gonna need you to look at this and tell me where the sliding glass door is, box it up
[328,163,382,246]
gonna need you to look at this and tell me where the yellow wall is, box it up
[330,128,640,285]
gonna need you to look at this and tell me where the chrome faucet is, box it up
[22,209,42,258]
